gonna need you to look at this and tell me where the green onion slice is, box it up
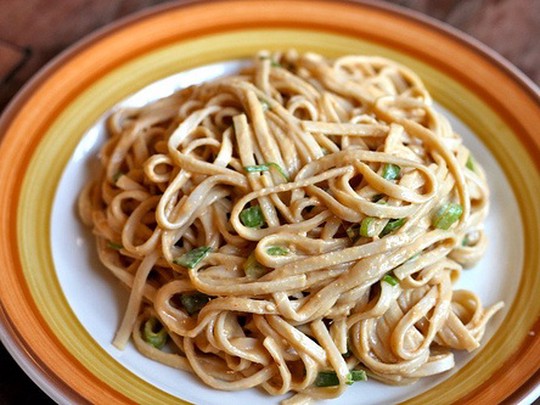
[314,370,367,387]
[143,317,168,349]
[359,217,377,237]
[466,155,475,171]
[350,369,367,382]
[239,205,266,228]
[180,292,212,315]
[382,273,399,286]
[379,218,406,237]
[266,246,289,256]
[382,163,401,180]
[315,371,345,387]
[259,98,271,111]
[112,171,124,183]
[173,246,211,269]
[244,162,289,181]
[107,241,123,250]
[243,252,269,279]
[433,203,463,230]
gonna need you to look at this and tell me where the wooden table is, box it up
[0,0,538,403]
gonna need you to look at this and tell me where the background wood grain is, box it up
[0,0,538,110]
[0,0,538,403]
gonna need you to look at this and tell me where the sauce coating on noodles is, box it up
[79,50,503,403]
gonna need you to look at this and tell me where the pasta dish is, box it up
[79,50,503,403]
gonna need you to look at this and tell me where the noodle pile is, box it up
[79,50,503,403]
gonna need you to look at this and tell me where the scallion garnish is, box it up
[433,203,463,230]
[180,292,212,315]
[112,171,124,183]
[258,55,281,67]
[382,163,400,180]
[266,246,289,256]
[259,98,271,111]
[314,370,367,387]
[350,369,367,382]
[466,155,475,171]
[107,241,123,250]
[359,217,376,237]
[315,371,345,387]
[173,246,211,269]
[243,252,269,278]
[382,273,399,286]
[143,317,168,349]
[379,218,406,237]
[239,205,266,228]
[244,162,289,181]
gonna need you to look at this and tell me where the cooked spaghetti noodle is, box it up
[79,50,503,403]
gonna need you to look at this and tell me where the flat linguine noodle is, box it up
[79,50,503,403]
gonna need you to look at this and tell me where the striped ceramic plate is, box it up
[0,1,539,404]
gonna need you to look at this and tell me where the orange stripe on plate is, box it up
[0,0,538,403]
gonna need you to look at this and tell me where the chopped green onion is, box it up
[359,217,377,237]
[107,241,123,250]
[382,163,401,180]
[462,235,470,246]
[258,55,281,67]
[259,98,271,111]
[315,371,346,387]
[350,369,367,382]
[243,252,269,278]
[346,223,360,241]
[266,246,289,256]
[314,370,366,387]
[466,155,475,171]
[180,292,212,315]
[239,205,266,228]
[433,203,463,230]
[382,273,399,286]
[173,246,211,269]
[112,171,124,183]
[143,317,168,349]
[244,162,289,181]
[379,218,406,237]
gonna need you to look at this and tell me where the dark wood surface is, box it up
[0,0,538,403]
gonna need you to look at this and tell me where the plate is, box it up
[0,1,539,404]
